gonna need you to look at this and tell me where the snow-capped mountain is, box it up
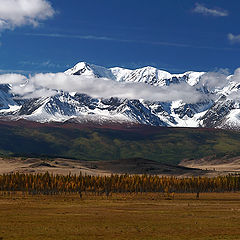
[1,61,240,130]
[65,62,205,87]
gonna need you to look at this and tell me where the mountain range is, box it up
[1,61,240,129]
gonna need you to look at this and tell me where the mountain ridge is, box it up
[0,61,240,129]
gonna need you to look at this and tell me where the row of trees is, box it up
[0,172,240,196]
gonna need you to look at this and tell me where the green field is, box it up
[1,121,240,164]
[0,193,240,240]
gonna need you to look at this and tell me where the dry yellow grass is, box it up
[0,192,240,240]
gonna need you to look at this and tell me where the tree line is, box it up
[0,172,240,197]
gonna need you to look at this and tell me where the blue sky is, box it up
[0,0,240,74]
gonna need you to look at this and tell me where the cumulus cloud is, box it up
[0,0,55,30]
[193,3,228,17]
[228,33,240,43]
[0,72,204,104]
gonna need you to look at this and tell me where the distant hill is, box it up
[0,120,240,164]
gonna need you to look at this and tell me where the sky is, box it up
[0,0,240,74]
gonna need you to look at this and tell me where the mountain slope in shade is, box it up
[0,84,20,114]
[1,61,240,129]
[1,121,240,164]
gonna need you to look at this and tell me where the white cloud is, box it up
[229,68,240,83]
[24,33,117,41]
[197,70,229,92]
[234,68,240,77]
[3,68,240,105]
[193,3,228,17]
[0,0,55,30]
[0,73,27,84]
[0,72,204,104]
[195,68,240,103]
[227,69,240,100]
[228,33,240,43]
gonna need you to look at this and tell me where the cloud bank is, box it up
[0,72,203,104]
[193,3,228,17]
[2,68,240,104]
[0,0,55,30]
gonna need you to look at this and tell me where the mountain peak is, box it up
[64,61,91,76]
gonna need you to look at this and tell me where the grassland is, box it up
[0,192,240,240]
[1,121,240,164]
